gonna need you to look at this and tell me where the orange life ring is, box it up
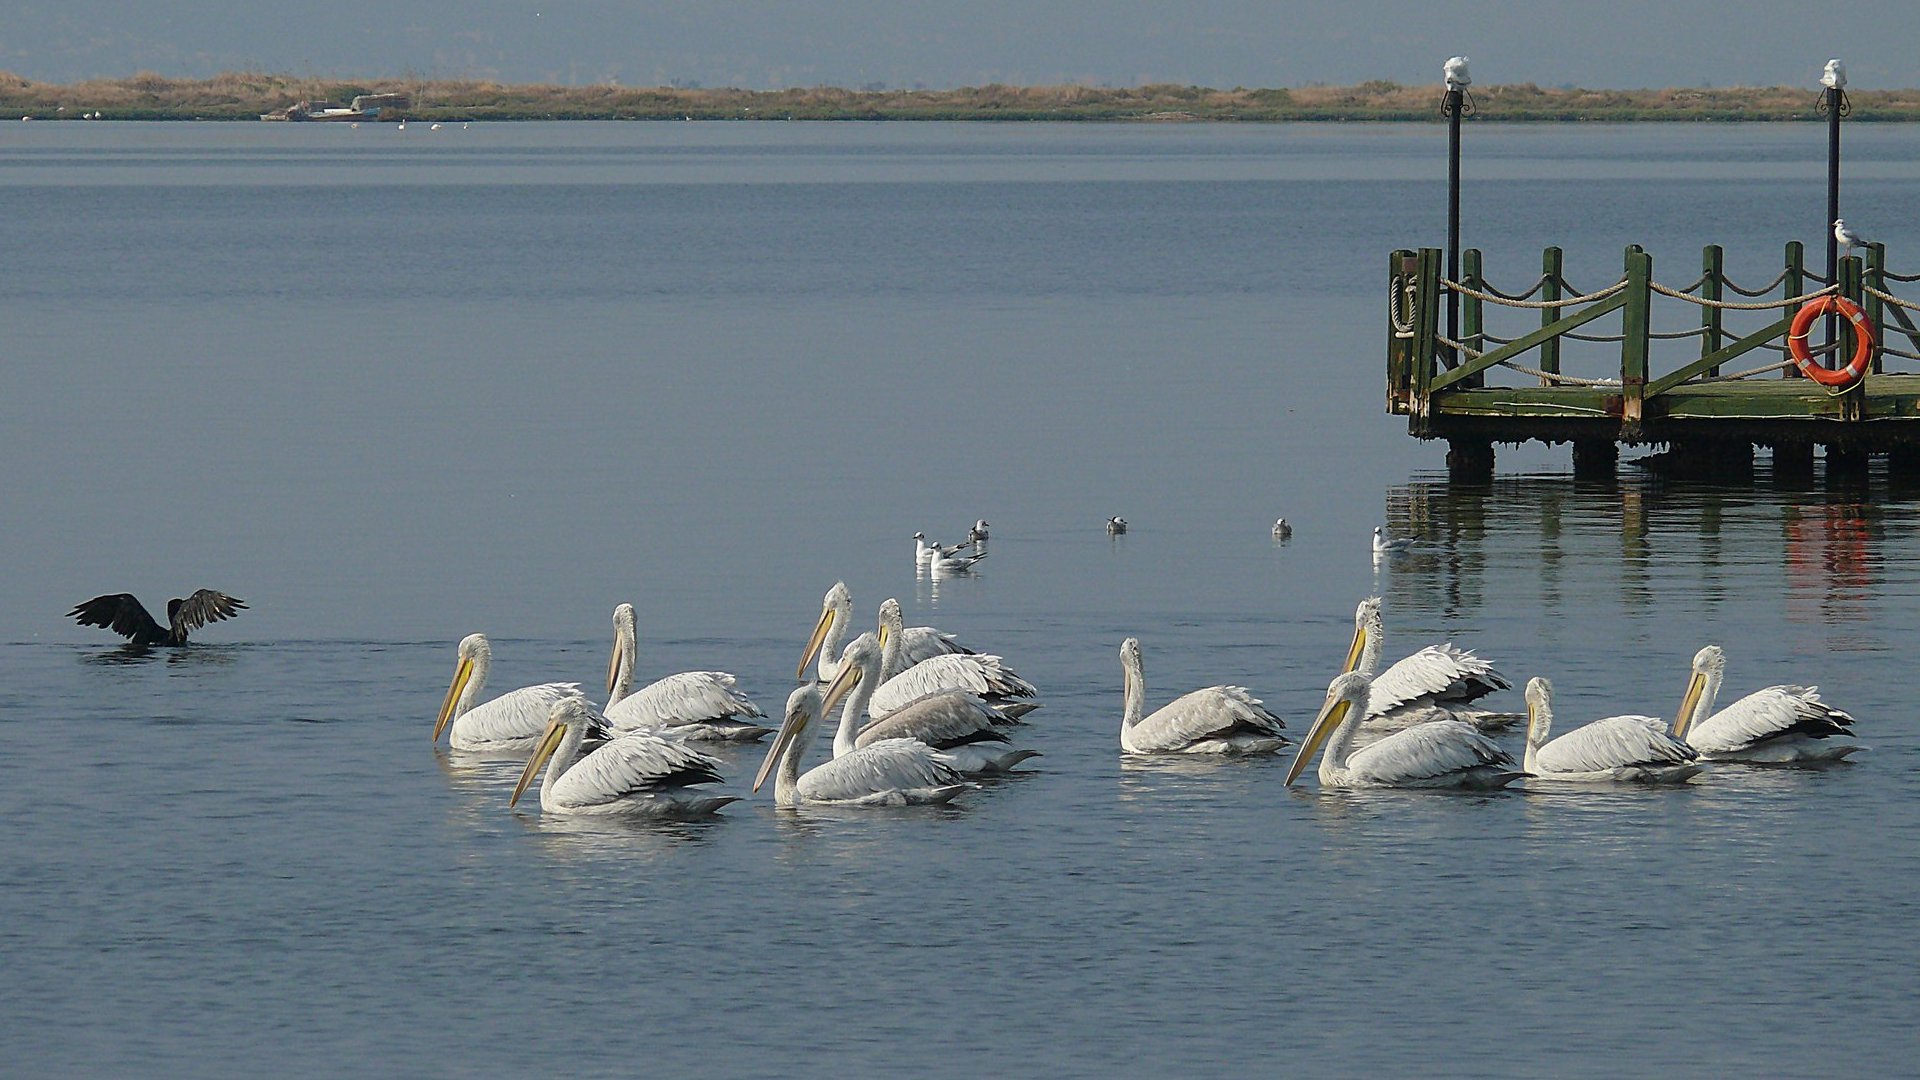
[1788,296,1875,387]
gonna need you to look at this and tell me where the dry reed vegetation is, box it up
[5,72,1920,121]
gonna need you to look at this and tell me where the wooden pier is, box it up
[1387,242,1920,479]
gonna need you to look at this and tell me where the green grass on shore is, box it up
[5,71,1920,122]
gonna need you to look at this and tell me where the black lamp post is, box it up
[1442,57,1474,367]
[1818,58,1850,364]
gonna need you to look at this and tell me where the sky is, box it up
[5,0,1918,90]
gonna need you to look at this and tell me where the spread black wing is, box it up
[169,590,247,642]
[68,593,169,645]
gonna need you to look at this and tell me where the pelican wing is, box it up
[171,589,248,638]
[604,670,763,730]
[67,593,166,643]
[1368,643,1508,714]
[900,625,977,661]
[1350,720,1513,783]
[1690,686,1855,754]
[1538,715,1696,773]
[1127,686,1285,753]
[452,682,582,749]
[872,654,1036,715]
[548,730,725,810]
[797,738,965,802]
[857,692,1009,751]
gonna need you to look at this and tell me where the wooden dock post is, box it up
[1620,246,1652,429]
[1539,246,1563,384]
[1461,248,1485,389]
[1783,241,1805,379]
[1701,245,1725,374]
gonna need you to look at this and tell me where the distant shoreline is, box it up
[6,72,1920,122]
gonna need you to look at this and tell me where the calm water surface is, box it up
[3,122,1918,1076]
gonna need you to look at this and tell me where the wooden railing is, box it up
[1386,242,1920,421]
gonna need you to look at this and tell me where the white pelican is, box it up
[1522,678,1700,783]
[1286,671,1520,789]
[435,633,583,752]
[753,682,970,807]
[603,603,769,741]
[1106,516,1127,535]
[511,697,736,817]
[1372,526,1414,554]
[872,598,1036,719]
[834,635,1038,775]
[1672,646,1865,763]
[1344,597,1512,729]
[798,581,972,683]
[1117,637,1287,754]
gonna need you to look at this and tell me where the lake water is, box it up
[3,121,1918,1076]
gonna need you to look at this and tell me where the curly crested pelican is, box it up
[871,598,1036,719]
[1117,637,1287,754]
[798,581,973,682]
[1672,646,1865,763]
[832,635,1038,775]
[435,633,583,752]
[68,589,246,646]
[1344,597,1512,729]
[603,603,769,741]
[1522,678,1700,783]
[511,697,737,817]
[753,681,969,807]
[1286,671,1521,789]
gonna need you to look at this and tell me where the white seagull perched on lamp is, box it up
[1444,56,1472,91]
[1821,58,1847,90]
[1834,218,1869,253]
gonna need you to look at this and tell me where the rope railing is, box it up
[1866,284,1920,313]
[1442,277,1626,308]
[1724,268,1791,297]
[1648,280,1836,309]
[1478,274,1552,302]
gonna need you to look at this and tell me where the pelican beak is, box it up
[797,606,835,680]
[605,637,622,696]
[1341,623,1367,674]
[434,657,474,742]
[1284,691,1352,786]
[511,717,567,807]
[877,621,891,651]
[820,660,863,716]
[754,702,815,793]
[1672,670,1709,738]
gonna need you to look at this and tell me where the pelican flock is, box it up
[407,548,1862,819]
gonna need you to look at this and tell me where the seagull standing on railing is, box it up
[1834,218,1869,253]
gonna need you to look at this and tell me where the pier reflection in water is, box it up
[1374,468,1914,709]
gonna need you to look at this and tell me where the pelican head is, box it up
[435,633,491,742]
[1345,596,1383,674]
[756,659,865,793]
[1822,58,1846,90]
[877,597,902,644]
[1286,670,1372,785]
[608,602,638,693]
[511,695,592,807]
[1672,645,1726,738]
[1119,635,1144,700]
[797,581,851,680]
[1523,677,1554,749]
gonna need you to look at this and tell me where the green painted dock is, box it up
[1386,242,1920,478]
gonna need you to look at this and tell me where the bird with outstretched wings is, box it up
[67,590,248,645]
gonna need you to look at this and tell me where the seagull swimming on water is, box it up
[1834,218,1869,252]
[1272,518,1293,540]
[1107,517,1128,535]
[1372,526,1414,555]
